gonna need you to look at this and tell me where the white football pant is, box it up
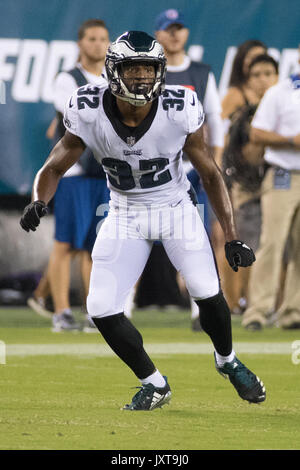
[87,198,220,318]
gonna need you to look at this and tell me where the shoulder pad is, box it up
[160,85,204,133]
[161,85,189,119]
[76,83,106,123]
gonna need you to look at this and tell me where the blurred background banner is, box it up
[0,0,300,194]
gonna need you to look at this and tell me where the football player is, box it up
[20,31,265,410]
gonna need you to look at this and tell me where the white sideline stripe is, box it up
[5,342,293,357]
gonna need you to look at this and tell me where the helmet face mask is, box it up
[119,60,156,97]
[105,31,166,106]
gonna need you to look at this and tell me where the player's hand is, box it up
[20,200,48,232]
[225,240,256,272]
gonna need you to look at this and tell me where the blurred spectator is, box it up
[222,54,278,318]
[220,39,267,313]
[222,40,267,122]
[242,45,300,330]
[27,19,110,332]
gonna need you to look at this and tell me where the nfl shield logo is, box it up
[126,136,136,147]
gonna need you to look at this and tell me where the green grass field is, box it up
[0,307,300,450]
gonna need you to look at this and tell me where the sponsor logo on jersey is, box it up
[123,149,143,156]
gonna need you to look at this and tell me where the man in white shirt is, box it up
[155,9,224,163]
[242,48,300,330]
[28,19,110,332]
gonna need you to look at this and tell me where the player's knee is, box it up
[87,264,120,317]
[186,275,219,300]
[194,290,231,319]
[87,289,115,318]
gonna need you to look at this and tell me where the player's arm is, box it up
[32,131,85,204]
[20,131,85,232]
[183,126,255,271]
[183,126,236,242]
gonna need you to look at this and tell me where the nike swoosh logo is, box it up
[190,95,195,106]
[171,199,182,207]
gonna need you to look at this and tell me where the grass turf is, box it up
[0,307,300,450]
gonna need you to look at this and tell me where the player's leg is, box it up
[87,235,155,377]
[163,201,266,403]
[123,285,136,319]
[87,220,171,409]
[80,178,111,329]
[163,214,233,357]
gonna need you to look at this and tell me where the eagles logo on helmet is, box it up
[105,30,166,106]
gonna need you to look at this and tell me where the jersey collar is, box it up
[103,89,159,147]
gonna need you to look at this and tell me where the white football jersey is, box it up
[64,83,204,206]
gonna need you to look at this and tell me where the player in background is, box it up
[27,19,110,332]
[20,31,265,410]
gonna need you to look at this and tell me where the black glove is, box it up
[225,240,256,272]
[20,200,48,232]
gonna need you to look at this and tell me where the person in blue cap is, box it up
[155,9,224,166]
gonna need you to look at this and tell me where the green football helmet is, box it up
[105,31,166,106]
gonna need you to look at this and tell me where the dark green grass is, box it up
[0,307,299,450]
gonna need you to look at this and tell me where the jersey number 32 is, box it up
[102,158,171,190]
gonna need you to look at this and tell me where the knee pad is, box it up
[87,266,118,318]
[87,287,116,318]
